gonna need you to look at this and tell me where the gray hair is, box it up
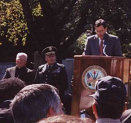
[10,84,62,123]
[16,52,28,61]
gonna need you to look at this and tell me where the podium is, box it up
[71,55,131,116]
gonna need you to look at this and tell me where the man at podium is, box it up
[83,19,122,56]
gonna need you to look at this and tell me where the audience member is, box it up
[0,78,25,123]
[3,52,34,85]
[91,76,126,123]
[11,84,63,123]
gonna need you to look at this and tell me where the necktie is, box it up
[47,65,53,69]
[100,39,103,56]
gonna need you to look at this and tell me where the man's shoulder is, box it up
[38,63,65,69]
[106,33,119,39]
[87,35,97,40]
[87,33,119,40]
[38,64,46,70]
[26,68,33,72]
[56,63,65,68]
[6,66,16,71]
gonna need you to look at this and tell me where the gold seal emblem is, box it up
[82,65,107,90]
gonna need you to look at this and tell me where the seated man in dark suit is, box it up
[83,19,122,56]
[35,46,71,114]
[3,52,34,85]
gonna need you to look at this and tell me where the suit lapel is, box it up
[95,35,100,54]
[48,63,57,73]
[41,64,47,73]
[10,66,16,77]
[103,33,112,56]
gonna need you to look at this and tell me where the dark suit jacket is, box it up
[3,66,35,85]
[83,33,122,56]
[34,63,68,99]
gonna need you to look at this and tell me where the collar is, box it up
[98,38,105,45]
[16,66,26,70]
[95,32,108,38]
[96,118,121,123]
[46,62,57,68]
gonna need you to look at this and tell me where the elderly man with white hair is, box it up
[3,52,33,85]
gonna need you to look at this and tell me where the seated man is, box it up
[3,52,34,85]
[35,46,71,114]
[10,84,64,123]
[0,78,25,123]
[91,76,126,123]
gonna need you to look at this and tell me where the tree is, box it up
[0,0,130,62]
[0,0,28,45]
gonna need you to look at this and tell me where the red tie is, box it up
[100,40,103,56]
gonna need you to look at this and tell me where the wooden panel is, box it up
[123,59,130,83]
[71,58,81,116]
[110,58,124,79]
[71,55,131,116]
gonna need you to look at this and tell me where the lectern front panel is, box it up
[72,55,130,116]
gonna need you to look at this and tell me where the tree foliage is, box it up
[0,0,130,62]
[0,0,28,45]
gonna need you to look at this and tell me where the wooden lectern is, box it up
[71,55,131,116]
